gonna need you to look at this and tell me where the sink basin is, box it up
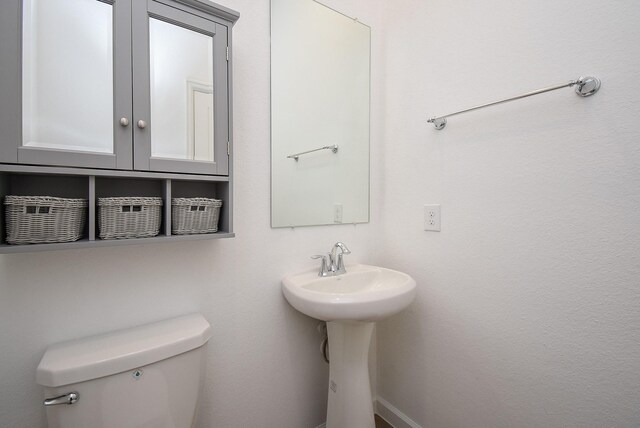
[282,264,416,322]
[282,263,416,427]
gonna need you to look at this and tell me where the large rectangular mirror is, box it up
[271,0,370,228]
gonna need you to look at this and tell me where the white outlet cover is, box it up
[424,204,441,232]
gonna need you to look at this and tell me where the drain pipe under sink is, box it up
[318,322,329,363]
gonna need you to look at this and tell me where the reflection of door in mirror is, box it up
[187,81,214,162]
[149,18,214,162]
[271,0,370,228]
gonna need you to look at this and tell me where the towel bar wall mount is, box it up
[427,76,601,130]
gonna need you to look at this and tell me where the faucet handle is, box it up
[311,254,330,277]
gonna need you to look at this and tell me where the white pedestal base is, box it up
[326,321,375,428]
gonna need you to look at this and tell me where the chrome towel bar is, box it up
[427,75,601,130]
[287,145,339,161]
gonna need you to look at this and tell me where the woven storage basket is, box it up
[4,196,87,245]
[98,197,162,240]
[172,198,222,235]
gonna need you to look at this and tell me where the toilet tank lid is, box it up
[36,313,211,388]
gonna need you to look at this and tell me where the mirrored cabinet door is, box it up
[0,0,133,169]
[132,1,229,175]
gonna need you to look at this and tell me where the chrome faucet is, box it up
[311,242,351,277]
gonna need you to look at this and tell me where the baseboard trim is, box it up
[313,398,420,428]
[375,397,422,428]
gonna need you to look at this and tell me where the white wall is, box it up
[375,0,640,427]
[0,1,384,427]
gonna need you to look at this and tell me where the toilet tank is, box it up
[36,314,211,428]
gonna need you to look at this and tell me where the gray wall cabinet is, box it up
[0,0,239,252]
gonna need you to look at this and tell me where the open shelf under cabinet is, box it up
[0,165,233,254]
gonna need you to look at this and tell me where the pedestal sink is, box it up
[282,264,416,428]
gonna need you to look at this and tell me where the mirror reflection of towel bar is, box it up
[287,145,339,161]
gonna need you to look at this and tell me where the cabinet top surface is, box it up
[177,0,240,23]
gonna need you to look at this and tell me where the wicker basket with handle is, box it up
[172,197,222,235]
[4,195,87,244]
[98,197,162,240]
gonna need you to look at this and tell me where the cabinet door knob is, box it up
[137,120,147,129]
[119,117,130,127]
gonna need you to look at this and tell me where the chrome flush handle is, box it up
[43,392,80,407]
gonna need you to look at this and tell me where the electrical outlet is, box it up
[424,204,441,231]
[334,203,343,223]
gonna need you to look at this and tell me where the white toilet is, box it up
[36,314,211,428]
